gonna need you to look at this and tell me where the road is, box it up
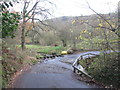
[13,51,101,88]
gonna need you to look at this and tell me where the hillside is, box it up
[26,13,118,50]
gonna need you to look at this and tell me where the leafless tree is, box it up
[18,0,55,50]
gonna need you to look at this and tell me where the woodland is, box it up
[0,0,120,89]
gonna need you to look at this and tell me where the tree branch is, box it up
[32,18,56,30]
[25,29,41,37]
[86,1,113,30]
[84,22,113,31]
[26,2,38,17]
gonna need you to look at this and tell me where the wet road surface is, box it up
[14,51,101,88]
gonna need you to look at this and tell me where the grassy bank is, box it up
[79,52,120,89]
[0,63,2,89]
[18,45,67,54]
[2,45,40,88]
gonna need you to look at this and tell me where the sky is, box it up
[12,0,119,18]
[50,0,119,17]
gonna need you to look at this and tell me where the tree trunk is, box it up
[118,2,120,52]
[21,7,26,50]
[73,41,76,50]
[21,22,26,50]
[62,40,66,47]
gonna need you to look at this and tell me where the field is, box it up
[18,45,67,54]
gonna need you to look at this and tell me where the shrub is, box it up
[79,52,120,88]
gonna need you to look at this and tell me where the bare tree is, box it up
[18,0,54,50]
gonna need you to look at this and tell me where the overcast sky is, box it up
[51,0,119,17]
[12,0,119,18]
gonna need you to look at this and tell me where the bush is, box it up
[79,52,120,88]
[2,44,39,88]
[2,46,23,87]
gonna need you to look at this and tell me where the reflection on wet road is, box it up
[14,51,101,88]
